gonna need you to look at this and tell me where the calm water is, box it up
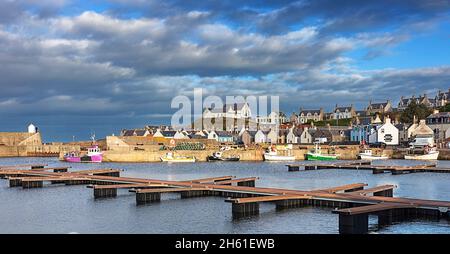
[1,157,450,234]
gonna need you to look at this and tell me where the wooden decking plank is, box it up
[350,185,396,196]
[135,187,211,193]
[186,176,235,183]
[226,194,312,204]
[333,202,416,215]
[214,177,259,185]
[315,183,368,193]
[88,183,168,189]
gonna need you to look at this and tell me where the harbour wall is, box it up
[101,145,362,162]
[0,145,81,158]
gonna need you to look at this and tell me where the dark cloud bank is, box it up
[0,0,449,141]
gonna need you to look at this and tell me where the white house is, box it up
[368,117,399,145]
[333,105,355,120]
[256,112,287,126]
[203,102,252,119]
[207,130,218,141]
[174,130,190,139]
[153,129,177,139]
[254,130,268,143]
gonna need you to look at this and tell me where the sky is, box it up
[0,0,449,142]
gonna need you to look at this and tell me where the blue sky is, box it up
[0,0,449,141]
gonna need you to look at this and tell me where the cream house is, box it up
[410,120,435,147]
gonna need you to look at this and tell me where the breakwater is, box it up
[96,145,362,162]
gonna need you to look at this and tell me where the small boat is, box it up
[264,146,295,161]
[207,152,240,161]
[405,147,439,160]
[160,152,196,162]
[64,145,103,163]
[358,150,389,160]
[306,143,338,161]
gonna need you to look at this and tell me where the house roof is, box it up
[413,120,434,136]
[427,112,450,119]
[370,102,388,108]
[335,106,352,112]
[122,130,136,136]
[215,131,233,137]
[161,131,177,137]
[278,129,289,136]
[242,130,257,137]
[300,109,321,115]
[122,129,148,136]
[189,134,207,139]
[312,129,332,138]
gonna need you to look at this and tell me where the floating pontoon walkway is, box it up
[1,165,449,234]
[286,161,450,175]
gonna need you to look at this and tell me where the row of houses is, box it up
[120,115,448,147]
[350,116,440,147]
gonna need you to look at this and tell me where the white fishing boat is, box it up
[160,152,196,162]
[405,147,439,160]
[263,146,295,161]
[358,150,389,160]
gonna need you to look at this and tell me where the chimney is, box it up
[413,115,417,124]
[385,116,391,124]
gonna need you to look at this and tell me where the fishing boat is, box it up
[263,146,295,161]
[405,147,439,160]
[358,149,389,160]
[63,135,102,163]
[207,152,240,161]
[306,142,338,161]
[160,152,196,162]
[64,144,103,163]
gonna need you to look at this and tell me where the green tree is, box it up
[400,100,432,123]
[439,103,450,112]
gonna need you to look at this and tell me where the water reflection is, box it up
[0,157,450,233]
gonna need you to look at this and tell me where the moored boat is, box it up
[358,149,389,160]
[64,144,103,163]
[306,143,338,161]
[207,152,240,161]
[263,146,295,161]
[405,147,439,160]
[160,152,196,162]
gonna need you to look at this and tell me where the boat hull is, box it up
[207,156,240,162]
[64,154,102,163]
[306,153,337,161]
[358,154,389,160]
[160,157,196,162]
[264,154,295,161]
[405,152,439,160]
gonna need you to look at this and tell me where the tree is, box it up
[400,100,432,123]
[439,103,450,112]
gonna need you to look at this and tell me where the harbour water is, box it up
[1,157,450,234]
